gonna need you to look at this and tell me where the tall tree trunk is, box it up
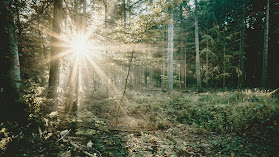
[0,0,22,120]
[123,0,126,26]
[74,0,78,30]
[148,42,152,89]
[104,0,108,27]
[144,67,148,86]
[223,45,226,89]
[0,0,21,96]
[161,38,165,90]
[180,48,186,89]
[206,39,209,87]
[82,0,87,32]
[149,66,152,89]
[195,0,201,91]
[48,0,62,111]
[168,13,174,94]
[262,0,269,88]
[179,4,185,89]
[239,1,246,88]
[104,0,108,55]
[15,0,22,38]
[184,44,187,89]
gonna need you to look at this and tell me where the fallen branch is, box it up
[56,129,71,142]
[83,151,95,157]
[116,49,135,122]
[268,88,279,97]
[109,128,155,133]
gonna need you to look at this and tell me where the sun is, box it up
[70,34,90,56]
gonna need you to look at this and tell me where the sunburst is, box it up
[68,33,91,57]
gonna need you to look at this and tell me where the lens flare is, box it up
[70,34,90,56]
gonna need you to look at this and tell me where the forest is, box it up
[0,0,278,156]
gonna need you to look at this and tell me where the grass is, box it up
[1,87,278,156]
[149,89,279,156]
[121,88,278,156]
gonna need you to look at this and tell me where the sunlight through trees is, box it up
[0,0,278,156]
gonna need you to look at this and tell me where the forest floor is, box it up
[57,88,279,156]
[1,88,279,156]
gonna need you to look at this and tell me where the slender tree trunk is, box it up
[262,0,269,88]
[168,13,174,94]
[185,44,187,89]
[223,45,226,89]
[48,0,62,111]
[179,4,185,89]
[148,42,152,89]
[206,40,209,87]
[161,41,165,90]
[104,0,108,55]
[123,0,126,26]
[149,67,152,89]
[0,0,22,96]
[144,67,147,86]
[195,0,201,91]
[15,0,22,38]
[181,49,185,89]
[239,1,246,88]
[82,0,87,31]
[74,0,78,30]
[104,0,108,27]
[74,0,87,107]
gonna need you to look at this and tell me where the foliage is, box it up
[166,90,279,156]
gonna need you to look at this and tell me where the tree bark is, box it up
[184,44,187,89]
[223,45,226,89]
[179,4,185,89]
[82,0,87,31]
[0,0,22,120]
[262,0,269,88]
[104,0,108,55]
[206,39,209,87]
[239,1,246,88]
[0,0,21,96]
[195,0,201,91]
[48,0,62,111]
[168,13,174,94]
[123,0,126,26]
[161,41,165,90]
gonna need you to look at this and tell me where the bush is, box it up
[166,90,279,156]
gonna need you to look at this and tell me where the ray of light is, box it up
[41,49,73,67]
[34,24,66,43]
[84,54,120,96]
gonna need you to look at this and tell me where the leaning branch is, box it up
[116,49,135,122]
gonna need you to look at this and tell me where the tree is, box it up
[0,0,21,96]
[201,34,215,87]
[195,0,201,91]
[178,3,186,89]
[262,0,269,88]
[239,0,246,87]
[123,0,126,26]
[47,0,62,111]
[0,0,22,120]
[168,10,174,94]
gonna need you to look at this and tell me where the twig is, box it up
[109,128,155,133]
[83,151,95,157]
[56,129,71,142]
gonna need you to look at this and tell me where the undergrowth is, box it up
[164,90,279,156]
[2,85,278,156]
